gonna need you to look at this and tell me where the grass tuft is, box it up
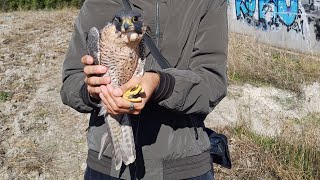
[0,91,12,102]
[234,125,320,179]
[214,113,320,179]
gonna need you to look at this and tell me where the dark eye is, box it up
[114,17,121,22]
[132,16,139,22]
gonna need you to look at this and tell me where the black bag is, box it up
[121,0,232,169]
[205,128,232,169]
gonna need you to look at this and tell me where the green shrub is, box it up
[0,0,84,11]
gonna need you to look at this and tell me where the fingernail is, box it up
[87,56,93,64]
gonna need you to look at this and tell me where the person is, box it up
[60,0,228,179]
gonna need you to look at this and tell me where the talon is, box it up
[123,85,144,102]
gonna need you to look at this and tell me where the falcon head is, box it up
[113,10,144,34]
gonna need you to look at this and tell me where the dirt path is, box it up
[0,10,89,179]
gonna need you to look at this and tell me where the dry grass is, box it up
[4,139,56,177]
[228,33,320,93]
[212,113,320,180]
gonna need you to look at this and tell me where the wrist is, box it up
[144,72,160,88]
[145,70,175,102]
[142,72,160,98]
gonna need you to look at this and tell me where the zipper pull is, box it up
[194,127,199,140]
[190,116,199,140]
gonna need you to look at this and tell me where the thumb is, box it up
[113,77,139,97]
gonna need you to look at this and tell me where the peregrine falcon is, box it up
[86,9,146,170]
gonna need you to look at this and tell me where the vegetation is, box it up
[0,0,84,11]
[214,114,320,179]
[233,125,320,179]
[0,91,12,102]
[228,33,320,93]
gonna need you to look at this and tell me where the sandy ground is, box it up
[0,10,319,179]
[0,10,88,179]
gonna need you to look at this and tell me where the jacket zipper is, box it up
[150,0,160,70]
[133,114,140,180]
[155,0,160,47]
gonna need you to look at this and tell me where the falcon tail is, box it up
[106,115,123,170]
[98,131,111,160]
[120,114,136,165]
[97,108,136,170]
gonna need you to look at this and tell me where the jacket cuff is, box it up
[80,83,100,109]
[147,70,175,102]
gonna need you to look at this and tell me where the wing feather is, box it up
[86,27,100,65]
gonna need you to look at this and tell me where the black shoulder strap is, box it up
[122,0,171,69]
[143,35,171,69]
[122,0,132,10]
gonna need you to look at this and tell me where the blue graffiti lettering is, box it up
[246,0,256,16]
[235,0,302,32]
[277,0,298,26]
[258,0,276,20]
[236,0,256,18]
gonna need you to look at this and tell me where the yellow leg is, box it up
[123,84,144,102]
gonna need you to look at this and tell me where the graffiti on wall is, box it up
[234,0,320,41]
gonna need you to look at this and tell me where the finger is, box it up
[99,93,115,114]
[101,84,145,115]
[108,85,131,109]
[81,55,94,65]
[84,65,108,76]
[106,85,142,114]
[108,88,145,115]
[131,101,144,114]
[101,85,122,114]
[100,89,144,115]
[85,76,111,86]
[128,102,143,115]
[87,86,102,95]
[100,86,118,114]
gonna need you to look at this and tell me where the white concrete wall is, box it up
[228,0,320,53]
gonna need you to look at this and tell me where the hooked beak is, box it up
[121,18,133,32]
[123,22,130,31]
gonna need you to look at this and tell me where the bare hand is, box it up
[81,55,110,99]
[99,72,160,115]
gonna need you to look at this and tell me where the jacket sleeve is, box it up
[153,0,228,116]
[60,0,120,113]
[60,11,93,113]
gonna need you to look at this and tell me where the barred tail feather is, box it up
[98,131,111,160]
[120,114,136,165]
[106,115,123,170]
